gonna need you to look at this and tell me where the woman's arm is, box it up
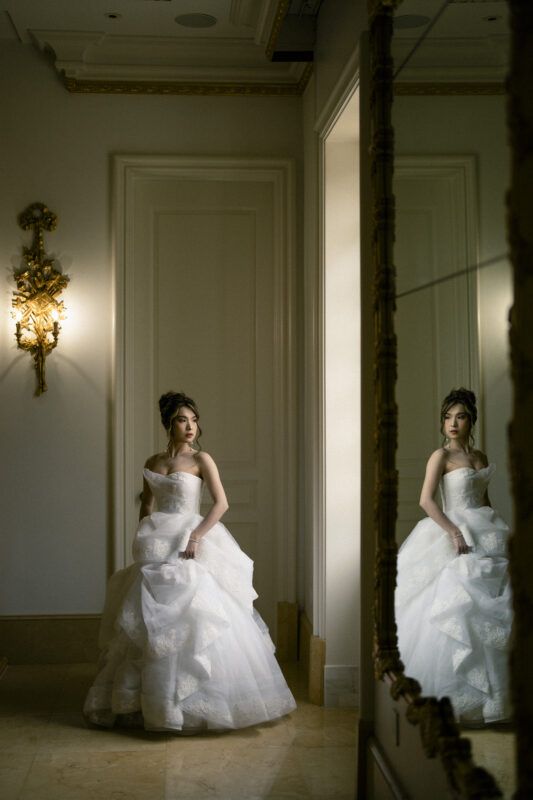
[183,452,229,559]
[419,449,470,555]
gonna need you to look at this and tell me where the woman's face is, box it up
[443,403,471,444]
[170,406,198,446]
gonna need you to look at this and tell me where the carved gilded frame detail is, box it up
[367,0,526,796]
[506,3,533,796]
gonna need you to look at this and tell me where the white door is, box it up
[113,156,297,632]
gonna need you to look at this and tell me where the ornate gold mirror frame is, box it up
[369,0,531,796]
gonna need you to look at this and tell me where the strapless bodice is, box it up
[439,464,495,512]
[143,468,203,514]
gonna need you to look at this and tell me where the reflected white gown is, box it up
[84,469,296,732]
[395,465,512,724]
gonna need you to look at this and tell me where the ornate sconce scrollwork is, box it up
[11,203,69,396]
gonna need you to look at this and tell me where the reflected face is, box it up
[442,403,471,444]
[170,406,198,445]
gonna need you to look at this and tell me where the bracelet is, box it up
[189,538,200,543]
[452,532,462,539]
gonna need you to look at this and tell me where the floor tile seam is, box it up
[0,710,55,718]
[33,744,171,758]
[163,741,298,756]
[15,748,40,799]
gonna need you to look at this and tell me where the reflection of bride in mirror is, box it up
[395,388,512,726]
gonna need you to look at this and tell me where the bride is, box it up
[84,390,296,732]
[395,388,512,725]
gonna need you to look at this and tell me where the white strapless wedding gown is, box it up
[84,469,296,732]
[395,465,512,724]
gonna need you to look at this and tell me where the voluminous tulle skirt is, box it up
[84,510,296,731]
[395,505,512,724]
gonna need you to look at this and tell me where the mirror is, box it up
[391,0,514,794]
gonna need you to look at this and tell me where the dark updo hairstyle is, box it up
[440,387,477,448]
[159,391,202,450]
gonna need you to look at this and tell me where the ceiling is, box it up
[392,0,509,83]
[1,1,510,94]
[0,0,322,95]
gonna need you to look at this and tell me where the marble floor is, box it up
[0,661,358,800]
[467,725,516,800]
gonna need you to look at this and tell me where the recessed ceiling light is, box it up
[175,13,217,29]
[393,14,431,30]
[104,12,122,20]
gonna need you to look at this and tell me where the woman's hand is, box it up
[183,538,199,559]
[452,531,470,556]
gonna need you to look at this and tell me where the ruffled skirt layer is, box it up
[84,512,296,731]
[395,506,512,724]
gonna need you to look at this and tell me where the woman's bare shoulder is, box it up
[194,451,222,479]
[144,452,166,471]
[427,447,448,466]
[194,450,215,467]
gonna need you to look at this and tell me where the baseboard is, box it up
[298,610,326,705]
[276,601,299,661]
[0,614,101,664]
[2,605,318,675]
[324,664,359,707]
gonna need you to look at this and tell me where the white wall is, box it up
[0,40,303,615]
[394,94,512,523]
[324,102,360,700]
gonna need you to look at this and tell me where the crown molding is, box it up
[394,81,505,95]
[31,28,310,92]
[265,0,289,60]
[65,66,313,96]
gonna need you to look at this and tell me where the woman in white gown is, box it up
[395,388,512,725]
[84,391,296,732]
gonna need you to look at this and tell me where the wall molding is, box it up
[368,736,409,800]
[298,610,325,705]
[276,600,298,661]
[0,615,101,664]
[395,82,505,96]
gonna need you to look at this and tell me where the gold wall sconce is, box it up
[12,203,69,396]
